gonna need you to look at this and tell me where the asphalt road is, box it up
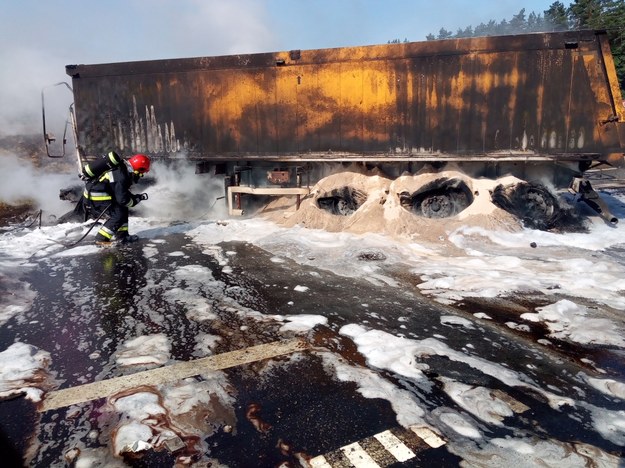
[0,231,624,467]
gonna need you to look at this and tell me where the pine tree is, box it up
[496,19,510,35]
[437,28,453,40]
[509,9,527,33]
[423,0,625,89]
[527,12,545,32]
[544,2,570,30]
[568,0,603,28]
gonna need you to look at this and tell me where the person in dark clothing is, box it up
[83,153,151,245]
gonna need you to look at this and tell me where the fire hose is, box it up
[61,203,111,247]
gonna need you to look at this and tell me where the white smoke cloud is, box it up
[0,149,229,225]
[171,0,277,55]
[0,0,279,138]
[0,151,76,217]
[0,47,71,136]
[139,158,229,221]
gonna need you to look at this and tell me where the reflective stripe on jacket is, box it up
[84,164,136,207]
[84,173,113,201]
[83,190,112,201]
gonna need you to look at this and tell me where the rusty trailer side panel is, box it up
[66,30,625,166]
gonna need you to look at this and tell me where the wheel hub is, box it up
[421,195,452,218]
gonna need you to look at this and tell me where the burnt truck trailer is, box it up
[56,29,625,225]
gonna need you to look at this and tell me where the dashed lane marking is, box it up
[308,425,447,467]
[40,338,308,412]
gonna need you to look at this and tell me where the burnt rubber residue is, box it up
[317,187,368,216]
[399,178,474,218]
[491,182,587,232]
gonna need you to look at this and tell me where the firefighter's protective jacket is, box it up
[83,163,139,208]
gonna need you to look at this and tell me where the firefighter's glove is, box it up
[132,193,148,206]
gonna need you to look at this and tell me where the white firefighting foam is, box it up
[521,300,625,347]
[116,334,171,367]
[263,168,523,242]
[107,374,236,460]
[0,342,53,402]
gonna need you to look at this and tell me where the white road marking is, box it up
[309,455,333,468]
[410,425,446,448]
[40,338,308,412]
[341,442,380,467]
[309,425,448,467]
[373,430,415,462]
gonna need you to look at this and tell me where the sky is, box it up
[0,0,564,136]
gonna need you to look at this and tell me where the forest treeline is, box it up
[412,0,625,90]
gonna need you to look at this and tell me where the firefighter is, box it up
[83,152,151,245]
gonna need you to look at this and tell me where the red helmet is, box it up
[128,154,151,174]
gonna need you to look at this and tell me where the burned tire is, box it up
[399,178,473,218]
[525,187,556,219]
[491,182,560,230]
[317,187,367,216]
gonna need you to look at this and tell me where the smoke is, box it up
[0,150,230,225]
[0,151,76,218]
[0,47,71,137]
[0,1,279,138]
[139,158,229,222]
[172,0,277,55]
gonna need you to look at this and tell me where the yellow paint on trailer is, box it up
[68,30,625,162]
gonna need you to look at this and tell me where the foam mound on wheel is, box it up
[261,166,589,239]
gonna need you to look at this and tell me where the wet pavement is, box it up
[1,229,625,467]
